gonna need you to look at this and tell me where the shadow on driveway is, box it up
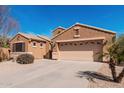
[77,71,113,82]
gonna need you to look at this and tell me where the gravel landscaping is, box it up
[88,63,124,88]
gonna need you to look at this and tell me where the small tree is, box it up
[100,34,124,83]
[115,35,124,83]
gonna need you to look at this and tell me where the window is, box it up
[74,43,77,46]
[97,42,101,45]
[85,42,88,45]
[73,27,80,38]
[75,29,79,35]
[40,42,44,48]
[32,42,36,47]
[91,42,95,44]
[40,43,43,46]
[69,43,72,45]
[65,43,68,45]
[13,43,25,52]
[80,43,83,45]
[57,31,61,34]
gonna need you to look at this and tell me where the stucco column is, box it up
[56,43,60,60]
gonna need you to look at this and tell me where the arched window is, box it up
[32,42,37,47]
[40,42,44,48]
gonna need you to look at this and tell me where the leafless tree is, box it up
[0,5,19,47]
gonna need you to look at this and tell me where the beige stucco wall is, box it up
[10,34,51,59]
[27,41,46,59]
[52,25,116,61]
[44,41,51,59]
[52,25,115,43]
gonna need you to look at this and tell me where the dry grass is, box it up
[89,63,124,88]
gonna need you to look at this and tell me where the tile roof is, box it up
[37,35,51,41]
[18,32,49,41]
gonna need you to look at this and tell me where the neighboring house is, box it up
[10,33,51,59]
[51,23,116,62]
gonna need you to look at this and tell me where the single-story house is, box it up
[10,32,51,59]
[51,23,116,62]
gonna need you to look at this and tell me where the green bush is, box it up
[16,54,34,64]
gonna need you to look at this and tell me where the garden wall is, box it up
[0,48,10,62]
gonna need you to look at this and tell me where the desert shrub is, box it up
[16,54,34,64]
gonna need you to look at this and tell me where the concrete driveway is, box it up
[0,59,103,88]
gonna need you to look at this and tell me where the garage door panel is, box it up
[57,40,103,61]
[60,51,93,61]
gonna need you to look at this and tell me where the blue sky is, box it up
[10,5,124,37]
